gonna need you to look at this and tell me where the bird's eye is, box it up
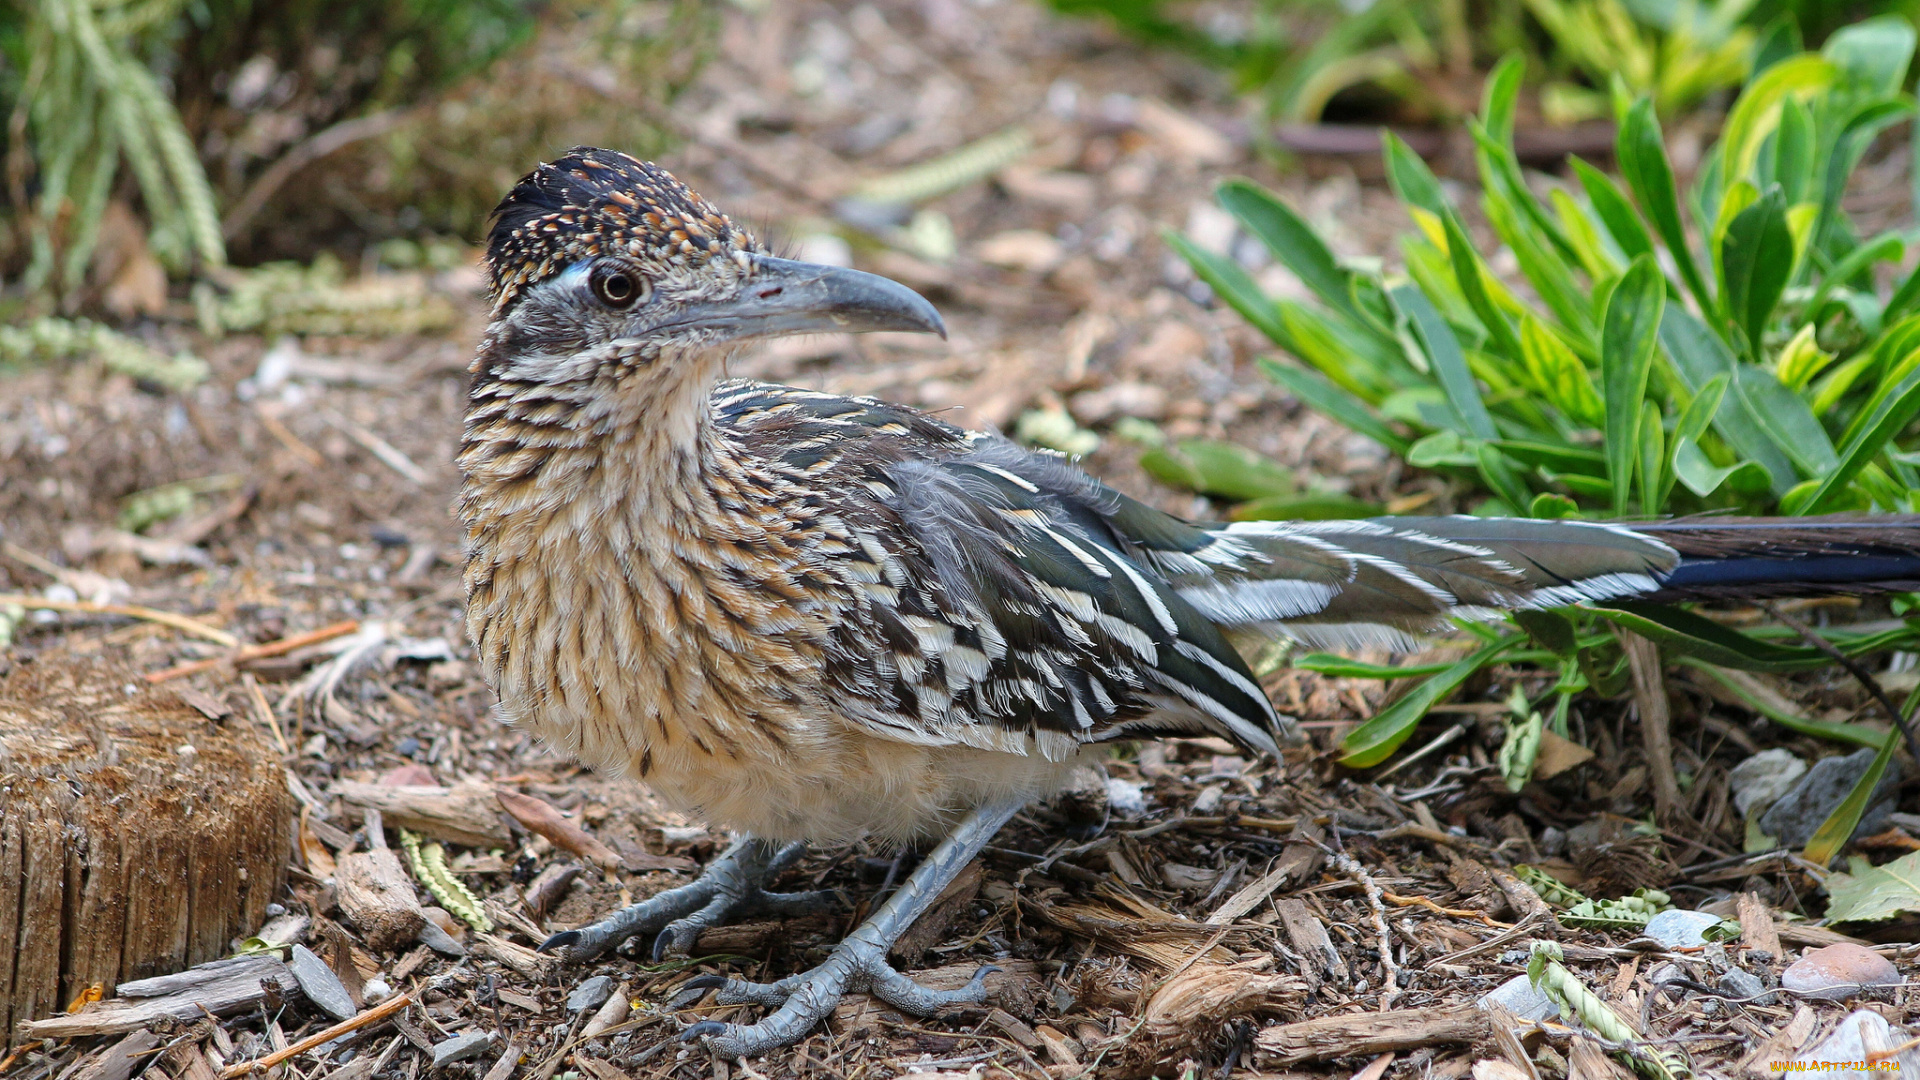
[590,266,647,309]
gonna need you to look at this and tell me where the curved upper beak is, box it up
[678,255,946,342]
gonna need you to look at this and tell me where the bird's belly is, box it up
[637,731,1092,845]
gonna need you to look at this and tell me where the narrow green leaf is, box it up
[1808,233,1907,319]
[1339,636,1525,767]
[1673,437,1764,497]
[1719,186,1795,360]
[1805,729,1898,867]
[1140,440,1296,501]
[1639,398,1667,514]
[1217,179,1358,320]
[1491,439,1607,473]
[1393,285,1498,441]
[1680,661,1890,747]
[1618,99,1713,314]
[1513,610,1578,657]
[1443,212,1523,363]
[1230,493,1383,521]
[1585,602,1841,672]
[1571,157,1654,264]
[1795,365,1920,515]
[1729,364,1839,479]
[1382,131,1447,218]
[1258,359,1410,454]
[1823,15,1917,95]
[1601,256,1666,517]
[1294,654,1457,679]
[1660,307,1800,495]
[1720,55,1836,187]
[1480,53,1524,145]
[1165,231,1291,348]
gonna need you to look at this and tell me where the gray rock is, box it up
[1718,968,1773,1005]
[431,1032,495,1068]
[567,975,615,1014]
[1758,748,1901,847]
[1479,974,1561,1021]
[1793,1010,1920,1078]
[1729,748,1808,816]
[287,945,356,1021]
[1643,909,1722,948]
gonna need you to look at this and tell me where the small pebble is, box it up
[431,1032,494,1068]
[1479,973,1560,1021]
[1643,909,1722,948]
[362,976,393,1004]
[1105,777,1146,817]
[568,975,615,1014]
[1719,967,1773,1005]
[1781,943,1899,1000]
[287,944,356,1021]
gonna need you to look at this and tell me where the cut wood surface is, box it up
[22,956,300,1039]
[1,653,292,1046]
[332,778,511,849]
[1256,1005,1492,1064]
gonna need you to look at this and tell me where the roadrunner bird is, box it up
[461,148,1920,1057]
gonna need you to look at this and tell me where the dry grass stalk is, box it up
[1623,632,1682,821]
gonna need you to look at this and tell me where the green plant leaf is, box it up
[1217,179,1358,320]
[1618,98,1713,314]
[1660,307,1800,495]
[1443,212,1524,363]
[1639,398,1667,513]
[1491,439,1607,474]
[1529,492,1580,518]
[1513,609,1579,657]
[1601,256,1666,516]
[1258,359,1410,454]
[1382,131,1447,218]
[1822,15,1917,96]
[1792,364,1920,515]
[1719,185,1795,359]
[1393,284,1498,441]
[1672,437,1761,497]
[1679,661,1889,746]
[1810,233,1908,319]
[1230,493,1383,521]
[1571,157,1655,264]
[1720,54,1836,188]
[1585,602,1843,672]
[1339,635,1525,767]
[1804,731,1899,867]
[1825,848,1920,922]
[1730,363,1839,478]
[1293,654,1458,679]
[1480,53,1524,145]
[1165,231,1291,347]
[1140,440,1295,501]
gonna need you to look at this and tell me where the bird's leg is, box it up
[679,799,1025,1059]
[540,836,837,963]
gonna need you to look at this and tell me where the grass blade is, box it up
[1392,284,1498,441]
[1601,256,1666,516]
[1339,635,1525,767]
[1217,179,1358,320]
[1617,99,1714,316]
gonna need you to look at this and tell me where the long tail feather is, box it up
[1178,513,1920,647]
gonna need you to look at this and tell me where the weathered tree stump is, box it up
[1,652,293,1044]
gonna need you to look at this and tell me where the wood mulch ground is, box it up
[4,2,1919,1079]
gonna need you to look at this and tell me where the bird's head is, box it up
[475,148,944,394]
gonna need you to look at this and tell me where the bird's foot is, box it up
[538,837,834,963]
[679,941,998,1058]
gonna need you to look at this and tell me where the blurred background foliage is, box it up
[1046,0,1920,124]
[0,0,711,313]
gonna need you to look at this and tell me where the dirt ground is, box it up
[4,2,1920,1079]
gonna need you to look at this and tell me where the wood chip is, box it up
[1209,839,1321,925]
[71,1030,161,1080]
[1256,1006,1491,1065]
[336,843,427,953]
[892,859,983,966]
[1274,898,1348,985]
[27,957,300,1038]
[334,779,512,849]
[1737,892,1784,960]
[495,789,620,870]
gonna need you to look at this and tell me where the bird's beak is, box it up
[681,256,946,342]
